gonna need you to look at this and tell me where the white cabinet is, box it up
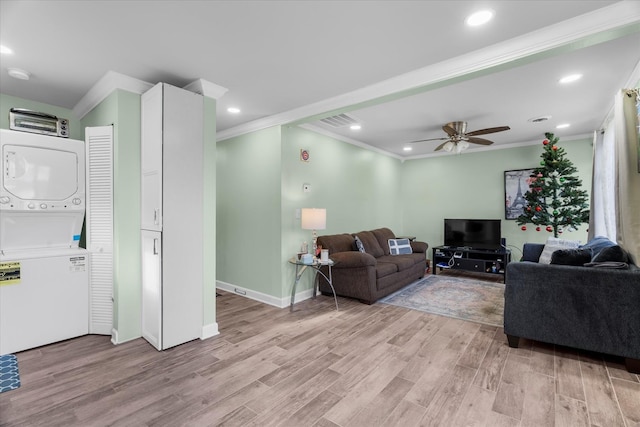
[141,82,203,350]
[141,230,162,349]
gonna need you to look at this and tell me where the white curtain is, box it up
[588,127,617,240]
[614,89,640,263]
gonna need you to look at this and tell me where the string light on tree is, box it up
[517,132,589,237]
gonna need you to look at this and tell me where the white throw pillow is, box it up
[538,237,580,264]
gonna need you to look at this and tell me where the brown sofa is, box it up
[316,228,428,304]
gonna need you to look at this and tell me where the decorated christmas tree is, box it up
[517,132,590,237]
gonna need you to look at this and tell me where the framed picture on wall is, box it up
[504,168,535,220]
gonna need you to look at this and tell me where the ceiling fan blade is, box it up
[434,141,449,151]
[467,136,494,145]
[442,124,457,136]
[465,126,510,137]
[409,137,448,143]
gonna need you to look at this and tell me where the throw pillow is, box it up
[354,236,366,253]
[580,236,617,260]
[591,245,629,263]
[550,248,592,266]
[388,238,412,255]
[538,237,580,264]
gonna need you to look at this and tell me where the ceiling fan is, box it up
[411,121,510,153]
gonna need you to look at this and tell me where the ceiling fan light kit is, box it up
[410,121,510,154]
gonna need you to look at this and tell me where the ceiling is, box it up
[1,1,639,159]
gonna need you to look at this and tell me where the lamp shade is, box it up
[301,208,326,230]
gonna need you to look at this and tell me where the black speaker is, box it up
[501,237,506,247]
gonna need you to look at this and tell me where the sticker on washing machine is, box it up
[69,256,86,272]
[0,262,21,285]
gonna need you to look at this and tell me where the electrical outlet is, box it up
[303,183,311,193]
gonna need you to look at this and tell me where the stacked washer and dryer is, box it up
[0,127,89,355]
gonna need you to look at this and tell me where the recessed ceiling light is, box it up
[227,107,241,114]
[465,10,494,27]
[0,45,13,55]
[7,68,30,80]
[559,74,582,84]
[350,124,362,131]
[556,123,570,129]
[403,146,412,152]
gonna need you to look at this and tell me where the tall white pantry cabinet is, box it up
[141,82,204,350]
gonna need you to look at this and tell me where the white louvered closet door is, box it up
[85,126,114,335]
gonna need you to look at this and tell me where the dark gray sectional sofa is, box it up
[504,242,640,373]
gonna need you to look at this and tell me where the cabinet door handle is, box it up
[153,238,159,255]
[153,208,159,225]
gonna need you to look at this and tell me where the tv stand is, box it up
[432,246,511,281]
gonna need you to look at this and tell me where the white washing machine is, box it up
[0,129,89,354]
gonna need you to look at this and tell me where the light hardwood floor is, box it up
[1,279,639,426]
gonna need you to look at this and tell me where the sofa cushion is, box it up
[375,261,398,278]
[388,238,412,255]
[550,248,592,266]
[354,231,384,258]
[354,236,366,253]
[377,255,415,271]
[371,228,396,256]
[317,233,356,254]
[538,237,580,264]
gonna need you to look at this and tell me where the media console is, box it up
[432,245,511,281]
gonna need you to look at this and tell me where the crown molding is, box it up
[299,124,403,160]
[73,71,153,119]
[183,79,228,99]
[218,1,640,142]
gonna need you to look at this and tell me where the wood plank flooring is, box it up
[1,280,639,426]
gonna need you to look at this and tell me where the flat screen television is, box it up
[444,219,502,250]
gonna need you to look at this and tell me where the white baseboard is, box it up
[110,328,142,345]
[201,322,219,340]
[216,280,315,309]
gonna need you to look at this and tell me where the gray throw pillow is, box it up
[591,245,629,263]
[550,248,592,266]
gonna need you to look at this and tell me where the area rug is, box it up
[0,354,21,393]
[379,275,505,327]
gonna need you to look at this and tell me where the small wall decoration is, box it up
[504,168,535,220]
[300,149,310,162]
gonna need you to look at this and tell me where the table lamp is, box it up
[301,208,326,256]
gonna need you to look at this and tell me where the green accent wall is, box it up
[217,125,405,301]
[217,126,283,298]
[401,137,593,259]
[81,90,142,343]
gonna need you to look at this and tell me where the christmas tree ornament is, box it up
[543,139,549,145]
[546,226,553,232]
[521,225,527,231]
[536,226,541,231]
[535,206,542,212]
[552,145,558,151]
[553,210,558,215]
